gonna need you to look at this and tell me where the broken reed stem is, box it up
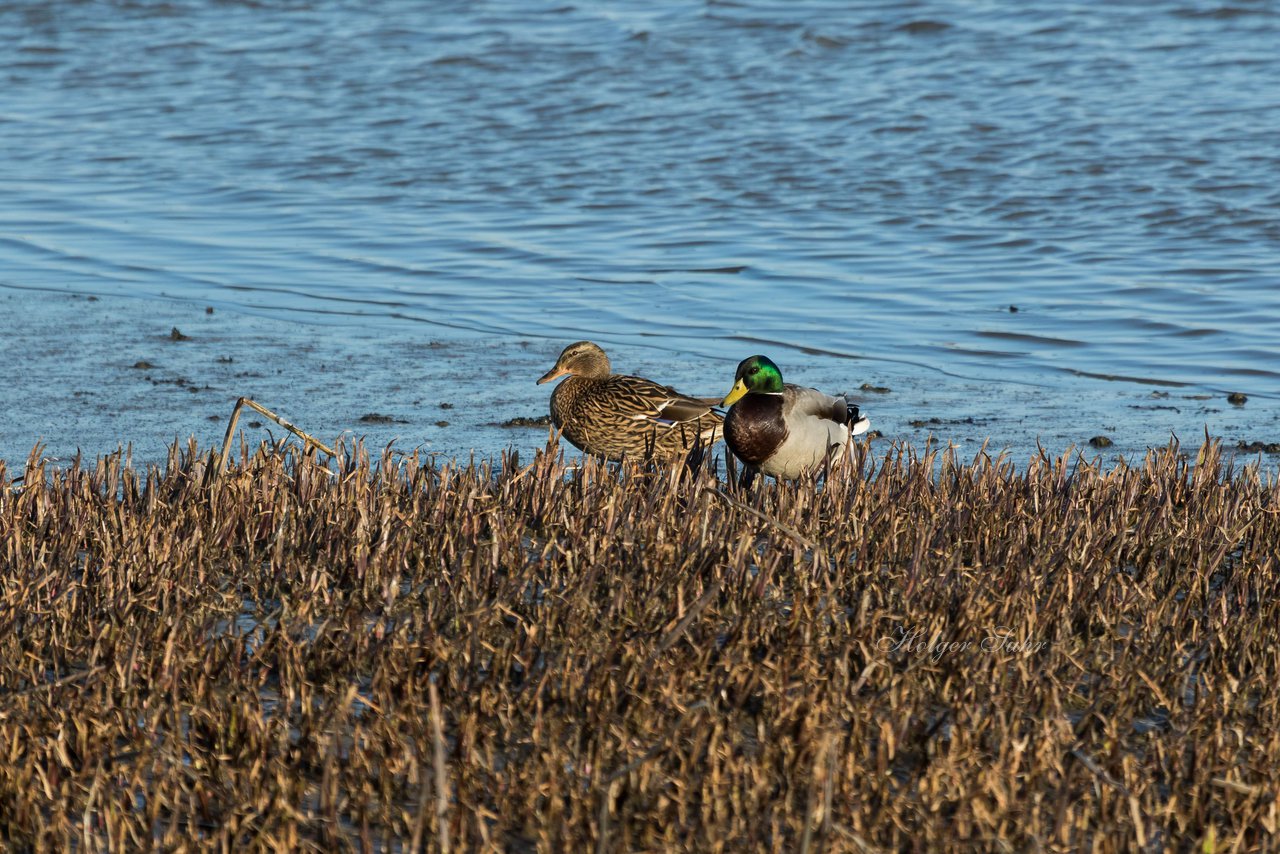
[0,666,105,704]
[409,754,430,854]
[704,486,815,550]
[216,397,336,472]
[799,739,821,854]
[428,678,450,854]
[596,780,617,854]
[651,576,726,659]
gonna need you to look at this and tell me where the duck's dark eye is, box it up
[748,366,758,375]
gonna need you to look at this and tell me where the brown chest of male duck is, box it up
[723,392,787,466]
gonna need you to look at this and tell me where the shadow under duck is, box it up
[537,341,724,462]
[721,354,870,481]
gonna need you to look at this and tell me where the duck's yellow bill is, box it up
[721,379,748,406]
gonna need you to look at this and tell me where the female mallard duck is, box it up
[721,355,870,480]
[537,341,724,462]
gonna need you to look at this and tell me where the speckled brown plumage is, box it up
[537,341,723,462]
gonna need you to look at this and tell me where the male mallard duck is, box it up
[537,341,724,462]
[721,355,870,480]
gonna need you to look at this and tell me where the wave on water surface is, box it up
[1,0,1278,462]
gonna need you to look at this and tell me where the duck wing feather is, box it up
[607,376,719,426]
[783,385,851,424]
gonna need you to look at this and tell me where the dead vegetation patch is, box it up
[1,438,1277,851]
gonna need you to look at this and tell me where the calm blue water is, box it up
[2,0,1279,463]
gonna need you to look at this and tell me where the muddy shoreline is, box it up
[2,286,1276,471]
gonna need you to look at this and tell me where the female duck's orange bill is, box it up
[537,366,569,385]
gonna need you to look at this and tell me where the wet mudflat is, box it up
[1,438,1277,850]
[3,287,1276,473]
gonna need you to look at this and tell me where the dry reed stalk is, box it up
[429,678,451,854]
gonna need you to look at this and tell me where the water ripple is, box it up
[0,0,1277,400]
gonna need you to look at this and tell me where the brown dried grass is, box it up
[1,437,1278,851]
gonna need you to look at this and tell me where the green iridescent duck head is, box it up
[722,355,784,405]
